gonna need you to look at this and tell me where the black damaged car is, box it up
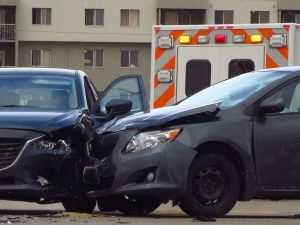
[85,66,300,217]
[0,68,148,213]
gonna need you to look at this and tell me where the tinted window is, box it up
[229,59,255,78]
[0,75,81,110]
[186,60,211,97]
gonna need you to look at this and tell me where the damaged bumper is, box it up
[84,130,197,199]
[0,130,72,202]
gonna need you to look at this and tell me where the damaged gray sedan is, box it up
[0,68,148,213]
[85,66,300,217]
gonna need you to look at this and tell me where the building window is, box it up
[32,8,51,25]
[215,10,234,24]
[84,50,103,67]
[31,49,51,67]
[121,50,138,68]
[120,9,139,27]
[0,8,5,24]
[251,11,269,24]
[85,9,104,26]
[281,10,300,23]
[160,9,206,25]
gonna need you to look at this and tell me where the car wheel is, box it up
[97,196,119,212]
[179,153,240,217]
[117,195,161,216]
[62,196,96,213]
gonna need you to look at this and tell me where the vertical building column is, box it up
[15,41,18,67]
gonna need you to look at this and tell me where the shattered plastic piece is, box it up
[0,217,9,224]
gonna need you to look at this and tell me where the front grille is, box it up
[0,139,25,170]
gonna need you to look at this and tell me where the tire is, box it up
[97,196,119,212]
[62,196,96,213]
[179,153,240,217]
[116,195,161,216]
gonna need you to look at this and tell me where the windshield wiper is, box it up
[0,105,38,108]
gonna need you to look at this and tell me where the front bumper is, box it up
[85,130,197,199]
[0,129,71,202]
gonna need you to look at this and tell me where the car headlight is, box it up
[34,139,71,152]
[124,128,181,154]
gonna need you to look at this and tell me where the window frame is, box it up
[120,50,139,68]
[31,49,51,67]
[160,9,206,25]
[251,11,270,24]
[85,9,104,26]
[84,49,104,68]
[120,9,140,27]
[215,10,234,24]
[32,8,51,25]
[281,10,300,23]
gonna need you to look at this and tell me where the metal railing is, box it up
[0,24,15,40]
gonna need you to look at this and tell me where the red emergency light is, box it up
[215,35,227,43]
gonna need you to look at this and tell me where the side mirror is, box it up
[259,97,285,115]
[105,99,132,117]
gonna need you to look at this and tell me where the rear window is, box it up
[186,60,211,97]
[229,59,255,78]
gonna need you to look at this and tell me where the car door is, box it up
[90,75,148,120]
[254,79,300,189]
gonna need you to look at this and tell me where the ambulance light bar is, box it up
[157,70,173,83]
[158,36,173,49]
[198,35,210,44]
[215,35,227,44]
[179,35,191,44]
[251,34,263,43]
[233,35,245,43]
[270,34,287,48]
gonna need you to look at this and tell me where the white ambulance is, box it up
[150,23,300,109]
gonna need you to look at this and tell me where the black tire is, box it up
[117,196,161,216]
[97,196,119,212]
[179,153,240,217]
[62,196,96,213]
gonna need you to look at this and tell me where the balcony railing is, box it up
[0,24,15,40]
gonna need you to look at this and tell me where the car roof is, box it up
[0,68,81,77]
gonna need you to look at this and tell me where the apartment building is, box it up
[0,0,299,93]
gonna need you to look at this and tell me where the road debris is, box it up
[0,216,20,224]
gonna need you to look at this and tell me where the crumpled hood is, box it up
[99,103,220,133]
[0,108,82,133]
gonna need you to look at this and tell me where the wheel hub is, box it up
[193,167,226,203]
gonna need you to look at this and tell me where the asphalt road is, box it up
[0,200,300,225]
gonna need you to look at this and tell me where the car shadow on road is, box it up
[0,209,62,216]
[100,211,300,219]
[0,210,299,220]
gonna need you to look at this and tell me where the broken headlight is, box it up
[124,128,181,154]
[34,139,71,152]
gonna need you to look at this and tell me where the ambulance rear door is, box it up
[176,45,265,102]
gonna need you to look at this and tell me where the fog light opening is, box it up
[146,172,155,182]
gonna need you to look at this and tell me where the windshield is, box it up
[0,75,82,110]
[179,70,289,110]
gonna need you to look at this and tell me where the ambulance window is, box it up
[186,60,211,97]
[229,59,255,78]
